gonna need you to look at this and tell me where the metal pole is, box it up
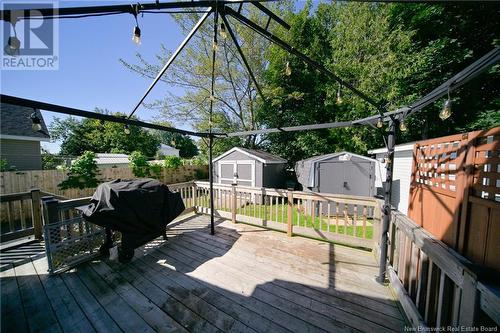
[208,5,218,236]
[377,118,396,283]
[220,13,265,101]
[127,8,212,119]
[209,135,215,235]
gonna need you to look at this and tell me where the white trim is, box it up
[368,142,415,154]
[213,147,285,164]
[0,134,50,142]
[217,159,255,187]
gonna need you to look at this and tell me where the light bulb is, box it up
[285,61,292,76]
[209,95,216,102]
[124,124,131,135]
[212,39,218,52]
[32,123,42,132]
[132,26,141,45]
[399,121,407,132]
[440,99,452,120]
[30,112,42,132]
[220,22,228,39]
[376,119,383,128]
[4,36,20,56]
[336,89,343,105]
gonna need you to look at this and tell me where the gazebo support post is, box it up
[377,118,396,283]
[209,134,215,235]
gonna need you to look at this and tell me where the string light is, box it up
[440,88,452,120]
[132,6,141,45]
[399,121,407,132]
[336,85,343,105]
[124,124,131,135]
[220,22,228,39]
[212,39,218,51]
[4,24,20,56]
[376,119,383,128]
[30,112,42,132]
[285,61,292,76]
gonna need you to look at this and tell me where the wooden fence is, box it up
[0,165,208,199]
[408,126,500,271]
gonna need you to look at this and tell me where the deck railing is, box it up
[386,210,500,329]
[192,181,381,250]
[1,189,43,241]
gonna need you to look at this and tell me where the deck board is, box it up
[0,214,407,332]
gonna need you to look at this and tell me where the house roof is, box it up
[0,103,50,141]
[94,153,130,165]
[213,147,287,164]
[159,144,179,152]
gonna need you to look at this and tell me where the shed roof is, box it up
[213,147,287,164]
[0,103,50,141]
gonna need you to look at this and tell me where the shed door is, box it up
[218,160,254,186]
[318,161,372,196]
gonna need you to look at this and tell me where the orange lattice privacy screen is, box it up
[408,127,500,271]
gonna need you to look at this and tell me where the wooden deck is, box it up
[0,214,407,333]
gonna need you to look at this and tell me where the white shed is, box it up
[368,142,415,215]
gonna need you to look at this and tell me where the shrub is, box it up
[129,151,150,177]
[58,151,100,190]
[149,163,163,179]
[0,158,8,172]
[164,156,182,169]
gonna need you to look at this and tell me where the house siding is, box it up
[0,139,42,170]
[374,149,413,215]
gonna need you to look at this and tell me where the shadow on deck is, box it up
[1,214,407,333]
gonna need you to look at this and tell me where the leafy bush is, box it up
[194,168,208,180]
[164,156,182,169]
[0,158,8,172]
[41,149,64,170]
[149,163,163,179]
[190,155,208,166]
[58,151,100,190]
[129,151,150,177]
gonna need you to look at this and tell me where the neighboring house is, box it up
[158,144,179,157]
[94,153,130,168]
[368,142,415,215]
[213,147,287,188]
[0,103,50,170]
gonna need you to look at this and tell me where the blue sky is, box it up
[2,1,310,153]
[2,1,194,152]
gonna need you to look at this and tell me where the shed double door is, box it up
[318,161,372,196]
[219,161,254,187]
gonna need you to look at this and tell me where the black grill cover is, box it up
[81,178,185,249]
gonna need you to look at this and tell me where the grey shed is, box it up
[295,152,376,197]
[213,147,287,188]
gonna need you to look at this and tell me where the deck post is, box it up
[458,269,478,327]
[193,182,198,213]
[287,189,293,237]
[30,189,43,240]
[209,135,215,235]
[377,118,396,283]
[231,183,237,223]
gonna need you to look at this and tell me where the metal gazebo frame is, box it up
[1,0,498,283]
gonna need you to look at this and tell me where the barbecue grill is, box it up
[81,178,185,263]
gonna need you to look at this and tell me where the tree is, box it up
[260,2,421,164]
[59,151,100,190]
[41,148,64,170]
[50,110,161,157]
[120,3,292,156]
[387,3,500,139]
